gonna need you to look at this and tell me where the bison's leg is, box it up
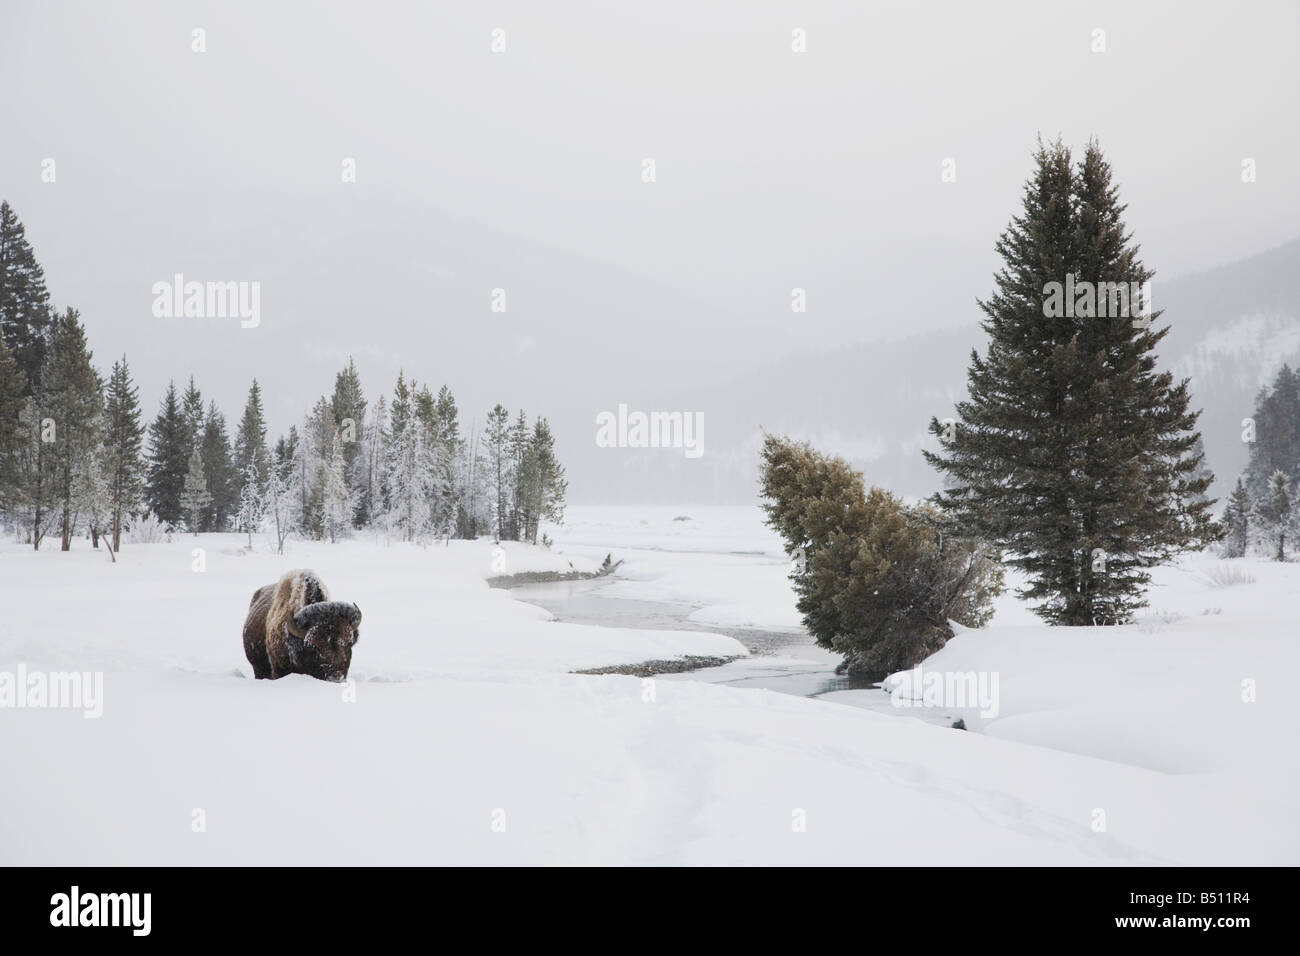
[243,585,275,680]
[266,624,294,679]
[247,641,272,680]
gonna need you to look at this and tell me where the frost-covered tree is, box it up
[355,394,387,529]
[484,404,511,541]
[430,385,462,536]
[235,456,265,548]
[1254,470,1296,561]
[382,374,411,521]
[233,380,269,512]
[298,396,336,539]
[507,409,530,540]
[386,412,435,543]
[263,456,296,555]
[458,416,491,539]
[321,431,356,543]
[331,358,366,519]
[179,447,212,536]
[71,450,111,552]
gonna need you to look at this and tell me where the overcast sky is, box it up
[2,0,1297,469]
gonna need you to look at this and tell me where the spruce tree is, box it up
[199,402,236,531]
[233,380,270,490]
[274,427,299,484]
[507,410,530,540]
[926,139,1216,625]
[145,382,190,526]
[384,374,412,526]
[1221,478,1253,559]
[386,410,433,542]
[524,417,566,544]
[484,404,511,541]
[330,358,367,507]
[357,394,388,527]
[39,309,103,550]
[431,385,462,536]
[101,356,144,552]
[0,201,53,395]
[181,377,205,451]
[179,447,212,535]
[300,396,335,539]
[1255,470,1295,561]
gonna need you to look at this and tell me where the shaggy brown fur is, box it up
[243,569,360,681]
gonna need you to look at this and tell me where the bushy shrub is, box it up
[760,435,1003,678]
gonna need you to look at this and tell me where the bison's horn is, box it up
[348,602,361,627]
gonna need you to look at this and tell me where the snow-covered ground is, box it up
[1,508,1296,864]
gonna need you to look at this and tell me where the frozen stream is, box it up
[509,577,961,727]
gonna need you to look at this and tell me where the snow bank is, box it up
[1,527,1296,865]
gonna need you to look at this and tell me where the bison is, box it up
[243,569,361,682]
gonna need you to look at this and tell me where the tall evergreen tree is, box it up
[101,356,144,552]
[523,417,566,544]
[199,402,236,531]
[1254,470,1295,562]
[484,404,511,541]
[179,447,212,535]
[926,139,1216,625]
[330,359,367,496]
[274,427,299,483]
[431,385,462,535]
[233,380,270,490]
[39,308,103,551]
[356,394,388,527]
[0,201,53,395]
[386,411,434,542]
[299,396,336,539]
[507,409,530,540]
[1221,478,1253,559]
[145,381,190,526]
[180,376,205,451]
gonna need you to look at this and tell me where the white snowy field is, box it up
[0,508,1297,865]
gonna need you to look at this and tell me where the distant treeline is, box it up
[0,200,566,552]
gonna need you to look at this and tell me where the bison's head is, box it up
[285,601,361,682]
